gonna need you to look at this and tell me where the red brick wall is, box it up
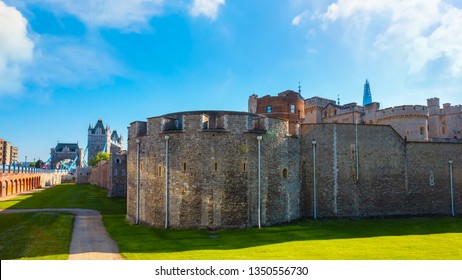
[254,91,305,121]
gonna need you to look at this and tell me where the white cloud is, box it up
[0,1,34,96]
[315,0,462,77]
[24,0,164,31]
[190,0,225,20]
[292,11,310,26]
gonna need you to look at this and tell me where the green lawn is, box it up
[0,212,74,260]
[1,183,461,260]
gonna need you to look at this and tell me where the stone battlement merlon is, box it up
[441,104,462,114]
[129,121,147,137]
[130,111,293,139]
[304,96,336,108]
[377,105,429,117]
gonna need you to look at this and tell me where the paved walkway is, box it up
[0,208,124,260]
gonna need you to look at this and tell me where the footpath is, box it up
[0,190,124,260]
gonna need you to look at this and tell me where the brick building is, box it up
[249,81,460,142]
[0,138,19,165]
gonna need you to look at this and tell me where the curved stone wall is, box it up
[127,111,302,229]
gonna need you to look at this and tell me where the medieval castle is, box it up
[126,81,461,229]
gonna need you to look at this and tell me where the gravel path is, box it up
[0,208,124,260]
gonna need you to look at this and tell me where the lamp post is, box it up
[449,160,454,217]
[312,139,317,220]
[165,135,170,229]
[135,138,141,225]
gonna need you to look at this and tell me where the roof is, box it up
[111,130,119,139]
[55,143,80,152]
[89,119,107,134]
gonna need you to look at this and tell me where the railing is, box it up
[0,164,68,174]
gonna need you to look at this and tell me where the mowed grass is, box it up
[0,212,74,260]
[1,183,461,260]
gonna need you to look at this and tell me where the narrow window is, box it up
[242,162,247,172]
[282,168,288,178]
[158,165,162,177]
[214,162,218,172]
[266,106,272,113]
[182,162,187,172]
[290,104,295,113]
[420,126,424,135]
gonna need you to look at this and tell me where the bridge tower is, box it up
[87,118,123,163]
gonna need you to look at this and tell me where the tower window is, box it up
[266,106,272,113]
[182,162,187,172]
[242,161,247,172]
[214,162,218,172]
[290,104,295,113]
[282,168,288,178]
[158,165,163,177]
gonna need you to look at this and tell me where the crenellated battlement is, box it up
[129,111,295,140]
[442,103,462,114]
[375,105,429,119]
[427,97,440,108]
[305,96,336,108]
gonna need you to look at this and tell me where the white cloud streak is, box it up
[0,1,34,96]
[190,0,225,20]
[24,0,164,31]
[313,0,462,77]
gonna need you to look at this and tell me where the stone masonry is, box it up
[127,110,461,229]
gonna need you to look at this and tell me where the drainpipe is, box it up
[165,135,170,229]
[135,138,141,224]
[257,135,262,228]
[312,139,317,220]
[449,160,454,217]
[355,121,359,182]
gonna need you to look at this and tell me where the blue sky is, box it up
[1,0,462,162]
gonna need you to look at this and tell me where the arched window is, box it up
[282,168,288,178]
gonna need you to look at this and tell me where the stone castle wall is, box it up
[127,112,301,229]
[87,154,127,197]
[127,112,461,229]
[301,124,461,218]
[89,160,110,189]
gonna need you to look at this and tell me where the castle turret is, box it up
[427,97,441,139]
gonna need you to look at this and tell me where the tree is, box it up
[89,152,110,167]
[35,160,44,168]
